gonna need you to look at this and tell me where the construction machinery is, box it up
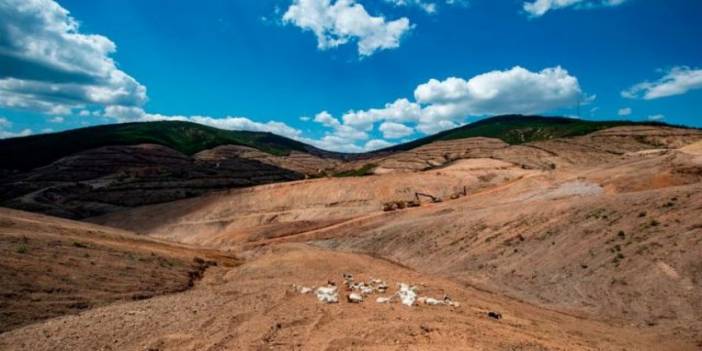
[415,192,442,203]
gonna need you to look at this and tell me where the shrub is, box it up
[333,164,377,177]
[73,241,88,248]
[16,244,28,254]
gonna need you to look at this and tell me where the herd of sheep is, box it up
[292,273,460,308]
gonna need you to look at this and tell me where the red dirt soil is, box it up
[1,244,690,350]
[0,208,238,333]
[2,126,702,350]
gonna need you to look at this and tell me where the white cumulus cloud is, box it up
[385,0,437,13]
[305,111,370,151]
[413,65,585,132]
[379,121,414,139]
[342,98,422,131]
[523,0,628,17]
[302,66,584,151]
[617,107,632,116]
[0,117,33,139]
[313,110,342,128]
[622,66,702,100]
[384,0,469,14]
[102,106,303,140]
[0,0,147,114]
[0,128,33,139]
[416,119,457,135]
[414,66,584,119]
[364,139,394,151]
[282,0,412,56]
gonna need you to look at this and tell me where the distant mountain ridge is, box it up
[375,115,679,153]
[0,114,698,219]
[0,121,340,172]
[0,115,686,172]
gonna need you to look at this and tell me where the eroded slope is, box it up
[87,128,702,348]
[0,208,238,333]
[90,158,535,247]
[346,126,702,173]
[0,144,302,219]
[316,149,702,343]
[0,244,682,351]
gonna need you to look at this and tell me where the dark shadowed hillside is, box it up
[0,121,341,172]
[0,116,695,219]
[0,116,679,173]
[377,115,677,153]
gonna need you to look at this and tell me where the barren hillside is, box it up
[2,117,690,220]
[85,125,702,349]
[0,242,687,350]
[0,208,238,333]
[2,123,702,350]
[0,144,303,219]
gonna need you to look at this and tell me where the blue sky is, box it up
[0,0,700,151]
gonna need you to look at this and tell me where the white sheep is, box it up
[315,286,339,304]
[397,283,418,306]
[347,292,363,303]
[423,297,443,305]
[376,296,392,304]
[291,284,313,294]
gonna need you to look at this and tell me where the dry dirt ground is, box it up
[338,126,702,173]
[90,158,535,247]
[2,127,702,350]
[0,208,238,334]
[0,244,687,351]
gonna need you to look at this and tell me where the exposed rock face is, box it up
[0,144,303,219]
